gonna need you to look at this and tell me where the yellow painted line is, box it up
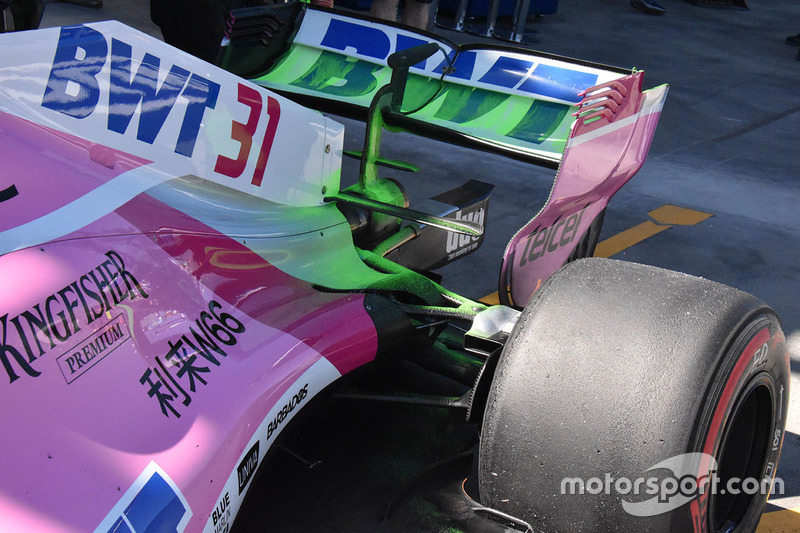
[594,204,713,259]
[648,204,713,226]
[479,291,501,305]
[594,220,672,258]
[757,507,800,532]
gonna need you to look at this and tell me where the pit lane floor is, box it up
[40,0,800,529]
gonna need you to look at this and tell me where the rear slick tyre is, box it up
[478,258,789,532]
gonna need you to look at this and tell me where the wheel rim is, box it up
[710,376,774,531]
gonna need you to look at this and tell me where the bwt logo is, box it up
[41,25,281,187]
[41,25,219,159]
[315,17,599,103]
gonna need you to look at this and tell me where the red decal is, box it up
[251,97,280,188]
[214,83,262,179]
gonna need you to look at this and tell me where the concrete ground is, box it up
[39,0,800,527]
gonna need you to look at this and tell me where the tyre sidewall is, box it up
[478,259,790,533]
[688,314,789,532]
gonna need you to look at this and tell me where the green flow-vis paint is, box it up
[248,9,630,164]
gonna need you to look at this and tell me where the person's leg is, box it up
[401,0,430,30]
[370,0,399,21]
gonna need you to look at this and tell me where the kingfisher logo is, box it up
[56,314,130,384]
[1,250,147,385]
[96,462,192,533]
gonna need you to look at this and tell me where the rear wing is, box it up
[221,6,669,307]
[220,6,631,168]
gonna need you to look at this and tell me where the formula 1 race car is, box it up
[0,6,790,532]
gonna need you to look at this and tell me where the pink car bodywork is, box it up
[0,21,378,532]
[0,16,666,532]
[501,73,667,305]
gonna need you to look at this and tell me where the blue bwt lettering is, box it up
[316,18,599,103]
[42,25,220,158]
